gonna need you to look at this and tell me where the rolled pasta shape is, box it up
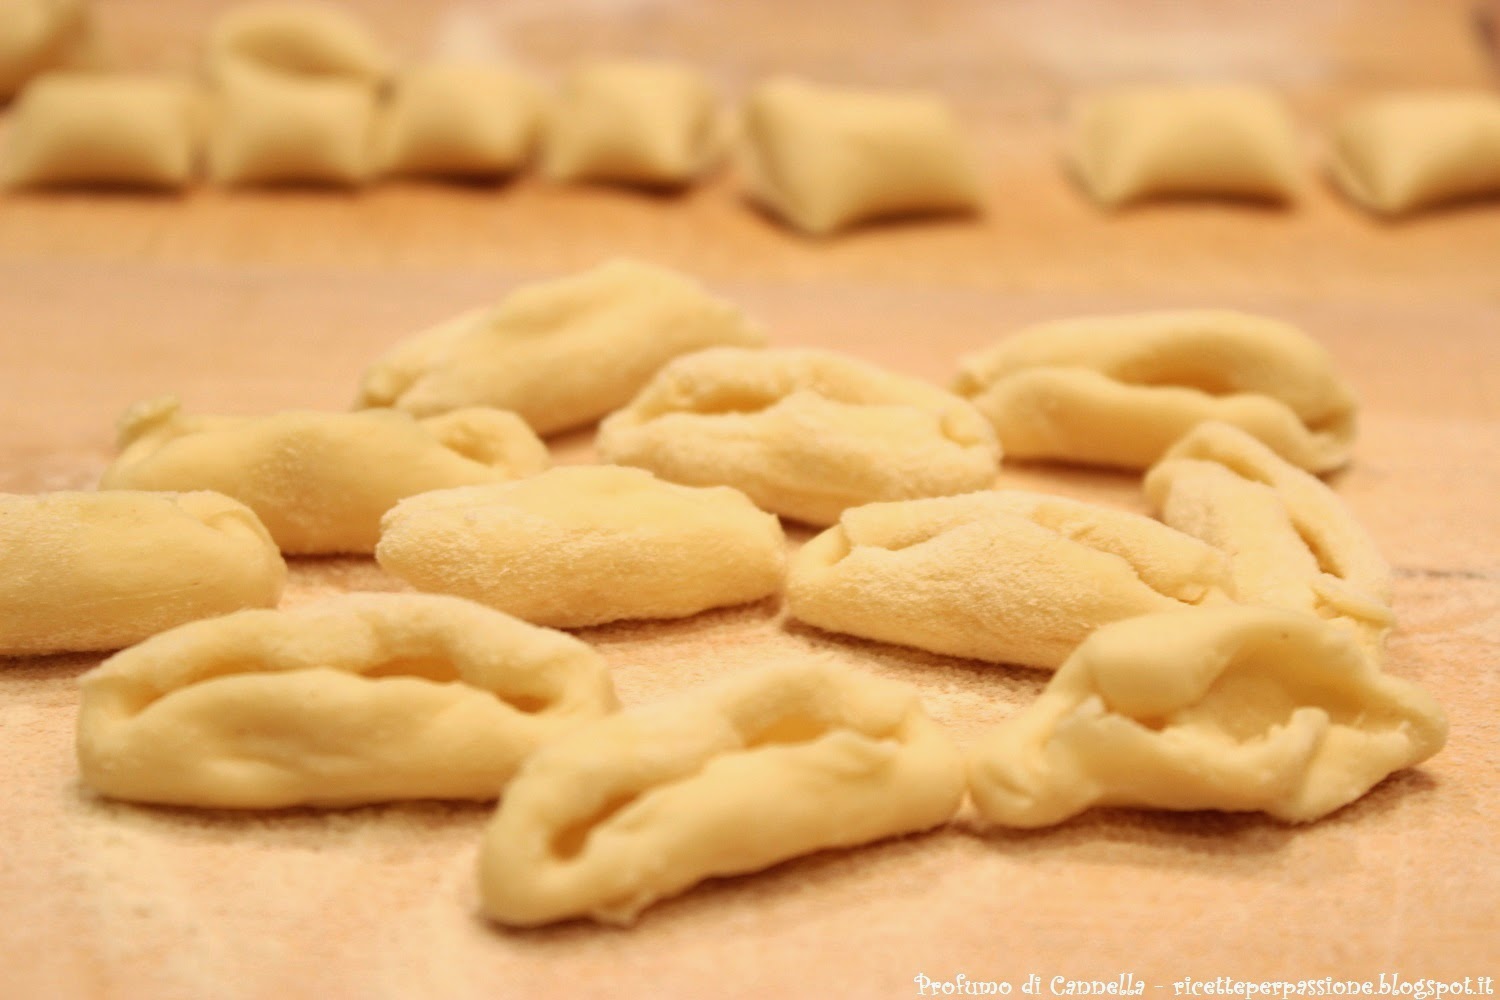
[478,659,963,926]
[1328,91,1500,216]
[205,1,390,86]
[786,490,1233,669]
[377,63,542,180]
[76,593,619,808]
[0,490,285,657]
[953,309,1357,473]
[1068,85,1301,207]
[354,259,767,435]
[969,606,1447,827]
[2,73,201,190]
[597,347,1001,526]
[740,76,983,235]
[376,466,786,628]
[1145,421,1393,657]
[206,65,377,187]
[542,59,723,188]
[0,0,92,100]
[100,396,548,554]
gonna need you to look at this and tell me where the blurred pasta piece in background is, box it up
[0,0,93,101]
[542,59,724,190]
[377,64,542,181]
[204,1,390,86]
[1067,85,1302,207]
[739,75,983,235]
[1328,90,1500,215]
[202,1,389,187]
[1,72,200,189]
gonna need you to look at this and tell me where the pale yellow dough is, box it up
[1329,91,1500,216]
[207,65,377,187]
[541,59,722,188]
[597,347,1001,526]
[0,0,91,100]
[76,593,619,809]
[968,606,1447,827]
[99,396,548,555]
[740,76,983,235]
[377,466,785,629]
[953,309,1357,473]
[2,73,200,190]
[787,491,1232,670]
[1068,85,1301,207]
[478,659,964,926]
[0,490,284,657]
[354,259,767,435]
[1145,421,1393,657]
[205,1,390,86]
[377,64,542,180]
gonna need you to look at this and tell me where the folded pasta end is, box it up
[114,394,184,450]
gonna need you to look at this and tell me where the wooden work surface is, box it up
[1,2,1497,997]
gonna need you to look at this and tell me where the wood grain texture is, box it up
[1,2,1497,997]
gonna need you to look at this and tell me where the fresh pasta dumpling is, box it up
[377,466,786,628]
[0,490,285,657]
[542,59,723,188]
[377,64,542,180]
[1,73,201,190]
[1145,421,1393,657]
[1068,85,1302,206]
[355,259,767,435]
[207,65,376,186]
[0,0,91,100]
[1328,91,1500,216]
[479,660,964,926]
[740,76,983,235]
[596,347,1001,526]
[953,310,1357,473]
[787,491,1232,669]
[968,607,1447,827]
[205,1,390,85]
[99,396,549,555]
[77,593,619,809]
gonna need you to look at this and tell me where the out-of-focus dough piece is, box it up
[207,65,376,186]
[76,593,618,809]
[952,310,1357,473]
[1145,421,1392,657]
[354,259,767,435]
[205,1,390,85]
[0,0,91,100]
[377,64,542,179]
[0,490,285,657]
[478,659,963,926]
[968,606,1447,827]
[597,347,1001,526]
[2,73,200,190]
[740,76,983,235]
[1328,91,1500,216]
[377,466,785,628]
[787,490,1232,669]
[1068,85,1302,206]
[542,59,722,188]
[99,396,548,555]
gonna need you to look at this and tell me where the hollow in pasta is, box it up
[77,594,619,808]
